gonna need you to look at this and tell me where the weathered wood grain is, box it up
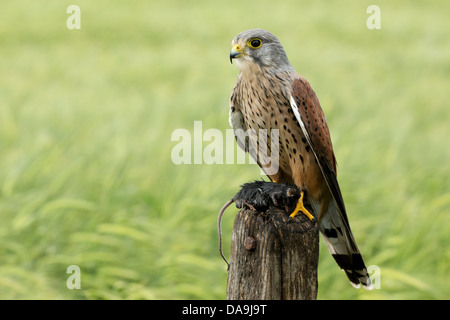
[226,207,319,300]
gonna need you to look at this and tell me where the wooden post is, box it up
[226,207,319,300]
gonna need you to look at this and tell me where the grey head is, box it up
[230,29,293,72]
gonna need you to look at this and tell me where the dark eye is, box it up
[251,39,261,47]
[249,38,262,49]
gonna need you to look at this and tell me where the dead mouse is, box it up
[217,181,301,269]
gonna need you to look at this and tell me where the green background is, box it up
[0,0,449,299]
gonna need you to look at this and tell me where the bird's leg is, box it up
[287,191,315,223]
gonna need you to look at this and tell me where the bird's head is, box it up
[230,29,292,72]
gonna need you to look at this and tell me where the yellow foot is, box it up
[287,191,316,223]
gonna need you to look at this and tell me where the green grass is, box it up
[0,0,449,299]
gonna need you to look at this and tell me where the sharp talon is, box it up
[288,191,315,222]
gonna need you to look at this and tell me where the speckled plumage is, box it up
[229,29,372,289]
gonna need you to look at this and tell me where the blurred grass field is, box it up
[0,0,449,299]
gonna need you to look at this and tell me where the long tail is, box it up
[318,200,373,289]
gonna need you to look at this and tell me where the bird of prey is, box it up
[229,28,372,289]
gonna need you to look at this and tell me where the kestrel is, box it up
[229,29,372,289]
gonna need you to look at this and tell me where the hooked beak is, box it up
[230,44,245,63]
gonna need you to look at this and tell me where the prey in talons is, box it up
[217,181,316,268]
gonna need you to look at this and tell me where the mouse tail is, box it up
[217,199,234,269]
